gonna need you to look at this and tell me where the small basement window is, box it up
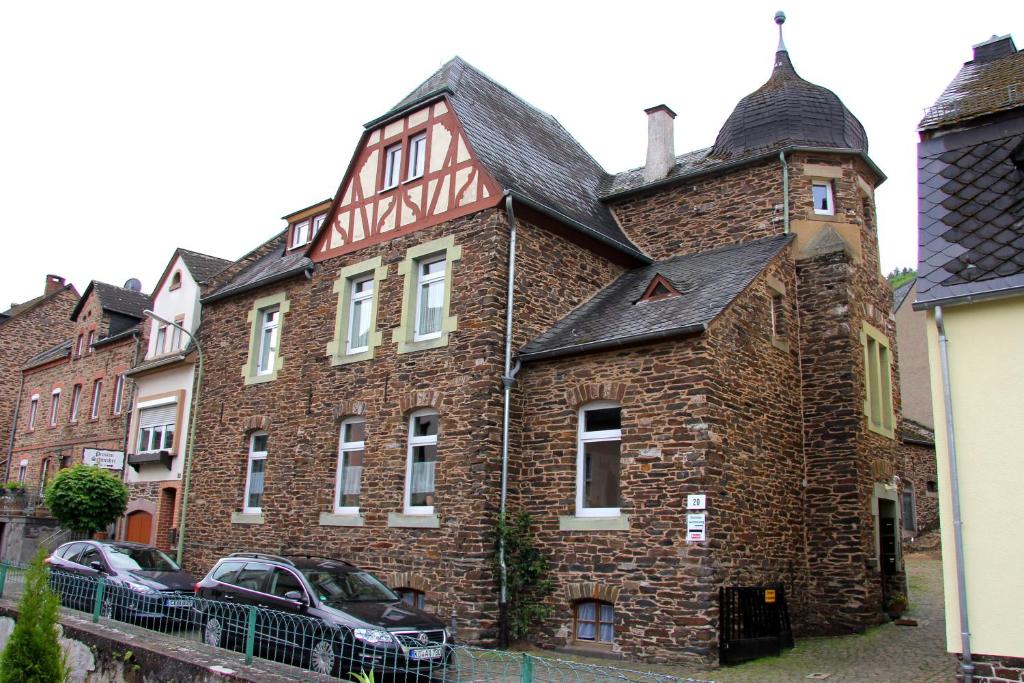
[575,600,614,644]
[812,181,834,216]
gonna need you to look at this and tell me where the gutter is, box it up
[912,282,1024,312]
[520,323,707,363]
[935,306,974,682]
[201,264,314,304]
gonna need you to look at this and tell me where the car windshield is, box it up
[106,545,179,572]
[302,567,399,604]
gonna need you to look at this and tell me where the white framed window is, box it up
[90,381,102,419]
[49,389,61,427]
[136,403,177,453]
[155,324,167,355]
[404,410,438,514]
[112,374,125,415]
[17,460,27,484]
[87,330,94,352]
[244,432,268,514]
[39,459,50,494]
[334,419,365,514]
[28,395,39,430]
[75,334,84,357]
[291,219,311,249]
[313,213,326,235]
[812,181,834,215]
[347,277,374,354]
[256,307,281,376]
[69,384,82,423]
[407,133,426,181]
[170,319,183,351]
[383,143,402,190]
[414,255,446,341]
[576,402,622,517]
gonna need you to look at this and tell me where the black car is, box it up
[194,552,453,677]
[46,540,195,624]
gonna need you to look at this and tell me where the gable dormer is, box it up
[285,199,332,253]
[312,97,501,262]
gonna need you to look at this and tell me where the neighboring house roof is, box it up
[520,233,793,361]
[24,340,72,371]
[919,36,1023,131]
[178,249,233,285]
[203,232,312,303]
[71,281,153,322]
[0,284,79,325]
[892,277,916,311]
[916,41,1024,308]
[375,57,647,261]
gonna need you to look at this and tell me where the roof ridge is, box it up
[654,233,793,265]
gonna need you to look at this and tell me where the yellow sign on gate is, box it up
[764,589,777,604]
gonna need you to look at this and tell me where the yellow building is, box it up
[916,34,1024,680]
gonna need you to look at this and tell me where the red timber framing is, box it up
[311,96,502,262]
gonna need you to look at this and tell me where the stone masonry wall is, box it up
[898,440,938,537]
[959,654,1024,683]
[0,285,78,473]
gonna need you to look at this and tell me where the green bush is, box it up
[492,511,554,642]
[43,465,128,534]
[0,546,69,682]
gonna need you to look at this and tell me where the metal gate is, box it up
[719,584,794,665]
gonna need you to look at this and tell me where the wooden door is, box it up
[125,511,153,545]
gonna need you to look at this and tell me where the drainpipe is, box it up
[779,151,790,234]
[498,192,521,647]
[4,374,26,483]
[935,306,973,682]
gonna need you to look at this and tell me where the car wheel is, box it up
[203,615,225,648]
[308,639,338,676]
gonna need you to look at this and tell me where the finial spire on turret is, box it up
[775,11,787,52]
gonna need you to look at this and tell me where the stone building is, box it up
[120,249,230,552]
[0,280,150,561]
[183,20,908,665]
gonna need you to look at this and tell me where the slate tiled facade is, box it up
[179,26,910,665]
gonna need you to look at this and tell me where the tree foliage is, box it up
[0,546,69,682]
[43,464,128,534]
[887,266,916,289]
[492,511,554,642]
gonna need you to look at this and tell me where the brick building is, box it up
[183,20,908,665]
[0,280,150,561]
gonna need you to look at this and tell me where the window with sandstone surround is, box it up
[244,432,268,514]
[28,395,39,430]
[415,255,446,341]
[49,389,61,427]
[90,381,102,420]
[326,256,387,366]
[577,402,622,518]
[393,236,461,354]
[335,418,365,515]
[812,180,834,215]
[574,600,614,645]
[69,384,82,423]
[396,588,426,610]
[861,322,894,439]
[243,292,290,385]
[404,410,438,515]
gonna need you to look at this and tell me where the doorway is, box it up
[125,511,153,545]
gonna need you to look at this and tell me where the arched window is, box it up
[395,588,426,610]
[169,271,182,290]
[574,600,614,644]
[577,402,622,517]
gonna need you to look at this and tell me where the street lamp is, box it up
[143,309,203,567]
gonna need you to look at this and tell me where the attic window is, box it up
[637,274,680,303]
[169,271,182,290]
[812,181,834,216]
[291,219,311,249]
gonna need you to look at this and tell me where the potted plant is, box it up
[884,592,909,619]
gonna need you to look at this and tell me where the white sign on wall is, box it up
[686,494,707,510]
[686,513,707,542]
[82,448,124,470]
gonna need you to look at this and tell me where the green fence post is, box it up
[520,652,533,683]
[0,563,8,599]
[244,605,257,664]
[92,579,105,623]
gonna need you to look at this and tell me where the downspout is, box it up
[935,306,973,682]
[779,151,790,234]
[498,192,521,647]
[175,335,203,567]
[4,374,26,483]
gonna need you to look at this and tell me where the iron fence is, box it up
[0,562,710,683]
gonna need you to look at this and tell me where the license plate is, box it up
[166,598,193,608]
[409,646,443,660]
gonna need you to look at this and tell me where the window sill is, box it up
[866,420,895,440]
[559,643,620,660]
[319,512,364,527]
[559,515,630,532]
[771,337,790,353]
[388,512,440,529]
[244,371,278,386]
[231,512,265,525]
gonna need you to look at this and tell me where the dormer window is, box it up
[75,334,84,357]
[812,181,834,216]
[383,143,402,190]
[637,274,681,303]
[407,133,427,181]
[291,219,311,249]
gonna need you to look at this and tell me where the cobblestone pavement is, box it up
[529,551,957,682]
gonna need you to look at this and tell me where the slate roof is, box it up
[916,42,1024,308]
[178,249,232,285]
[376,57,646,261]
[24,340,72,370]
[71,281,153,322]
[919,36,1024,131]
[520,234,793,361]
[203,233,312,303]
[892,277,916,311]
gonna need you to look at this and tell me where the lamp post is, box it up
[143,310,203,567]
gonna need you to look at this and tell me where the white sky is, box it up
[1,1,1020,308]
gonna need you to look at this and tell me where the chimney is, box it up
[643,105,677,183]
[972,34,1017,64]
[45,274,65,296]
